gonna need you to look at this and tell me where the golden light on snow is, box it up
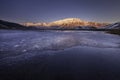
[23,18,108,28]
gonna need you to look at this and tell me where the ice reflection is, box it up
[0,30,120,53]
[23,31,120,51]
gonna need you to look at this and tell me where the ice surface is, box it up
[0,30,120,60]
[0,30,120,52]
[0,30,120,80]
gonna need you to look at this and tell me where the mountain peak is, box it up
[52,18,85,23]
[56,18,83,21]
[48,18,86,27]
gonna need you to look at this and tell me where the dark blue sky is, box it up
[0,0,120,23]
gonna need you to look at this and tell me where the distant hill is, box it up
[104,22,120,29]
[0,20,37,30]
[0,20,27,29]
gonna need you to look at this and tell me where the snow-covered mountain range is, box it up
[23,18,108,28]
[0,18,120,30]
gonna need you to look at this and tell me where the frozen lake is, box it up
[0,30,120,80]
